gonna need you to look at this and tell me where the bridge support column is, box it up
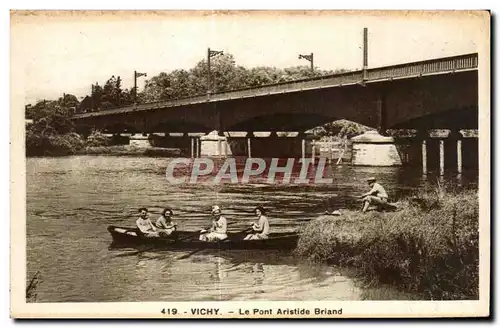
[191,137,195,158]
[299,132,306,160]
[377,91,387,135]
[439,139,445,176]
[196,137,201,158]
[215,131,226,157]
[311,141,316,165]
[422,140,427,174]
[450,130,463,174]
[247,132,254,158]
[223,134,228,157]
[418,130,428,175]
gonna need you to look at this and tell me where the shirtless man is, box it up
[360,177,389,212]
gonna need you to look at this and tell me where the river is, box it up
[26,156,477,302]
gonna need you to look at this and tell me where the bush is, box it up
[295,188,479,300]
[26,131,85,156]
[86,131,110,147]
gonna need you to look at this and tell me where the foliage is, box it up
[139,53,346,103]
[26,131,85,156]
[26,271,42,302]
[85,130,110,147]
[77,76,134,111]
[295,187,479,300]
[25,101,85,156]
[313,119,370,139]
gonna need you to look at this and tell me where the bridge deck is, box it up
[73,53,478,119]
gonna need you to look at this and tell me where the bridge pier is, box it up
[415,129,473,175]
[190,136,202,158]
[200,131,229,157]
[247,132,254,158]
[422,139,428,175]
[439,139,445,176]
[191,137,195,158]
[196,136,201,158]
[377,91,387,135]
[351,131,402,166]
[311,141,317,165]
[449,130,463,174]
[299,132,306,160]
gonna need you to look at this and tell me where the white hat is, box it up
[211,205,221,214]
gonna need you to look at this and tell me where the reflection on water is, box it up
[26,156,477,302]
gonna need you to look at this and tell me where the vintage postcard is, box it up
[10,10,490,318]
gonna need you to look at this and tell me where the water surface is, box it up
[26,156,476,302]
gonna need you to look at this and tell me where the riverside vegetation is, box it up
[295,185,479,300]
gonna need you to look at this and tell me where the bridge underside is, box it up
[74,70,478,134]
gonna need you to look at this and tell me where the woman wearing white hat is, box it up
[199,205,228,242]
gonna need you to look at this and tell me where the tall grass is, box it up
[295,186,479,300]
[26,271,42,302]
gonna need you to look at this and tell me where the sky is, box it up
[10,10,487,104]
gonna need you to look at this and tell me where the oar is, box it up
[175,227,254,261]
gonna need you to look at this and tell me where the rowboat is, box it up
[107,225,299,250]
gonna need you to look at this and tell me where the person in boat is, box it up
[244,206,270,240]
[360,177,389,212]
[136,207,161,238]
[155,207,177,236]
[199,205,228,242]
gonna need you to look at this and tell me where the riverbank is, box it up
[75,145,183,157]
[294,188,479,300]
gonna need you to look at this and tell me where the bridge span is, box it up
[72,53,478,135]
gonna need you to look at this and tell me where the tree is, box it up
[91,82,103,110]
[188,53,246,94]
[57,94,79,108]
[314,119,370,139]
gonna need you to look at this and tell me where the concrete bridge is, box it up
[72,53,478,135]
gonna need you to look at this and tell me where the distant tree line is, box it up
[139,53,347,104]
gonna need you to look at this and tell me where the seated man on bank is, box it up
[155,207,177,236]
[199,205,228,242]
[136,207,162,238]
[244,206,270,240]
[360,177,389,213]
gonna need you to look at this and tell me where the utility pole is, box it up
[362,27,368,82]
[91,84,94,111]
[298,53,314,72]
[117,76,121,106]
[134,70,147,105]
[207,47,223,96]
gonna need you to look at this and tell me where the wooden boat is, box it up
[107,225,299,250]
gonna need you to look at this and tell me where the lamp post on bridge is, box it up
[298,53,314,72]
[134,70,147,105]
[90,84,94,111]
[207,48,224,97]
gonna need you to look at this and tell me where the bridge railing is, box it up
[366,53,478,80]
[74,53,477,117]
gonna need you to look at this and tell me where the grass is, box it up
[294,186,479,300]
[26,271,42,302]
